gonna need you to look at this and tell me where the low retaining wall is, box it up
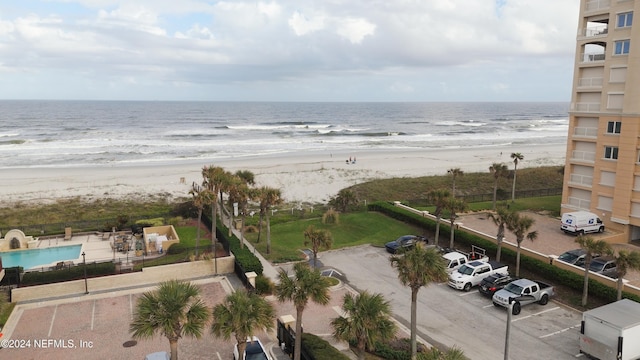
[11,255,235,303]
[393,202,640,299]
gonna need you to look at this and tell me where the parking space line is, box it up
[512,307,559,322]
[48,304,58,337]
[91,300,96,330]
[482,304,494,309]
[539,324,580,339]
[458,290,479,297]
[215,352,222,359]
[129,294,133,319]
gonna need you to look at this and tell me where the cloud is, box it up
[0,0,580,101]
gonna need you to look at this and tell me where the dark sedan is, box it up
[478,273,517,297]
[385,235,427,254]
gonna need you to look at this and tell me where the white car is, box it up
[233,336,272,360]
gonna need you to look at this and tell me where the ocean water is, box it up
[0,101,569,169]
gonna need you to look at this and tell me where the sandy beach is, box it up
[0,143,567,206]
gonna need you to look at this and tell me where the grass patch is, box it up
[244,212,425,263]
[0,302,16,327]
[420,195,562,218]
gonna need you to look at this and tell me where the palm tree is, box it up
[447,168,463,198]
[613,250,640,300]
[426,189,451,247]
[575,235,613,306]
[189,182,214,257]
[489,163,509,210]
[488,207,512,262]
[202,165,226,244]
[210,289,275,358]
[229,181,252,249]
[505,211,538,277]
[303,225,333,268]
[276,262,331,360]
[330,189,359,212]
[130,280,210,360]
[390,246,447,360]
[256,186,283,254]
[331,291,396,360]
[446,197,467,250]
[510,153,524,202]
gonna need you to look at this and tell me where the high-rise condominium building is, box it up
[562,0,640,243]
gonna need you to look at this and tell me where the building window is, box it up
[618,12,633,28]
[607,121,621,134]
[605,146,619,160]
[615,40,630,55]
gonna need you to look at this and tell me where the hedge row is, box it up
[301,333,350,360]
[211,219,264,276]
[368,201,640,304]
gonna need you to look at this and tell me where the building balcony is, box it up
[577,77,603,88]
[581,52,606,63]
[569,173,594,187]
[567,196,592,209]
[579,25,608,38]
[571,150,596,163]
[573,126,598,137]
[585,0,610,12]
[573,102,601,112]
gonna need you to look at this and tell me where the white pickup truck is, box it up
[442,245,489,273]
[448,260,509,291]
[492,278,555,315]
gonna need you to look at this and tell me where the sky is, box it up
[0,1,580,102]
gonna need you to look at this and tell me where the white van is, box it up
[561,211,604,234]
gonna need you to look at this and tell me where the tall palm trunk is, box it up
[195,208,202,257]
[170,339,178,360]
[434,216,441,246]
[294,306,304,360]
[511,163,518,202]
[410,289,418,360]
[515,242,522,277]
[582,255,592,306]
[617,277,624,301]
[266,210,272,254]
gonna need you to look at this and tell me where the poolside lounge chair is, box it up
[64,227,72,241]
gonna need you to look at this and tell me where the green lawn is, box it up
[244,211,425,263]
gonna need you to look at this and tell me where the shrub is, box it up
[322,208,340,225]
[21,262,116,286]
[136,217,164,227]
[254,274,274,295]
[301,333,350,360]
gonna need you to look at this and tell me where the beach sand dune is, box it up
[0,144,566,206]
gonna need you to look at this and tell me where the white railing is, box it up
[585,0,610,11]
[570,174,594,186]
[571,150,596,162]
[582,52,606,62]
[568,197,592,209]
[573,127,598,137]
[575,102,601,112]
[581,25,608,37]
[578,77,604,87]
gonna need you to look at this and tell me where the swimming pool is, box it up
[0,244,82,269]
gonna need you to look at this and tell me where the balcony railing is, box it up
[569,174,594,186]
[582,52,606,62]
[574,102,601,112]
[573,127,598,137]
[585,0,610,12]
[567,196,592,209]
[581,26,608,37]
[578,77,603,87]
[571,150,596,162]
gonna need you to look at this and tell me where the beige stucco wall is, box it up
[11,255,235,303]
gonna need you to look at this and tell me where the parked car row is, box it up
[557,248,618,278]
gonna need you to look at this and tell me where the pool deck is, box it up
[25,232,152,271]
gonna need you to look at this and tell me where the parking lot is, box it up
[320,244,584,360]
